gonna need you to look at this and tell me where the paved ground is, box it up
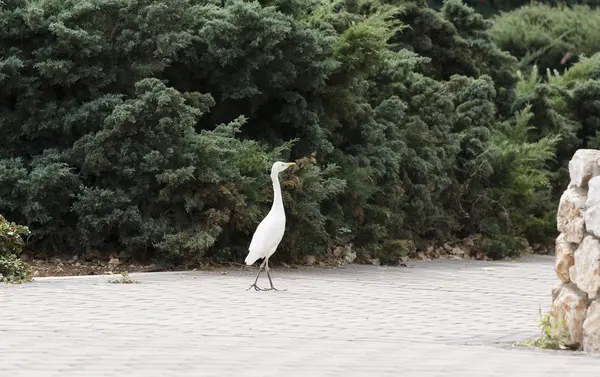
[1,255,599,376]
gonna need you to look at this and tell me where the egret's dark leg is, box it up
[265,257,286,291]
[247,259,266,291]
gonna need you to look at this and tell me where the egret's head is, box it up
[271,161,296,174]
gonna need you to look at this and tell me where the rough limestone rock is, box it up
[570,236,600,300]
[557,187,587,243]
[586,177,600,238]
[583,301,600,354]
[555,233,576,283]
[585,206,600,239]
[587,177,600,208]
[569,149,600,189]
[551,283,589,347]
[564,217,585,244]
[553,149,600,353]
[553,282,564,302]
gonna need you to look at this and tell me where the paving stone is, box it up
[1,256,600,376]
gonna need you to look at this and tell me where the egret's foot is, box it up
[246,283,263,291]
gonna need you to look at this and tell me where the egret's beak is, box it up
[286,162,296,167]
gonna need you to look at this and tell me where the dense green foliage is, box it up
[0,216,32,283]
[491,3,600,216]
[0,0,597,266]
[490,4,600,72]
[430,0,600,18]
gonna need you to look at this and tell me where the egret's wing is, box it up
[245,212,285,264]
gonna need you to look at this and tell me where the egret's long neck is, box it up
[270,172,284,212]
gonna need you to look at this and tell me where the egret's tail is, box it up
[245,250,259,265]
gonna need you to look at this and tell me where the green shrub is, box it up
[0,0,581,265]
[473,106,560,256]
[369,239,414,265]
[509,54,600,229]
[0,255,32,284]
[0,215,32,283]
[490,4,600,73]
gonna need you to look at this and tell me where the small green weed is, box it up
[513,307,571,350]
[109,271,139,284]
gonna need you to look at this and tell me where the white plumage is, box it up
[245,211,285,265]
[245,161,295,291]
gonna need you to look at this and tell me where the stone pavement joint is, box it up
[1,255,599,376]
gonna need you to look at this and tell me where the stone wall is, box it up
[553,149,600,352]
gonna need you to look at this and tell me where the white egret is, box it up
[245,161,296,291]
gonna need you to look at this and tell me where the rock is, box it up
[568,149,600,189]
[332,244,352,259]
[428,248,441,259]
[304,255,316,265]
[564,217,585,244]
[118,250,132,260]
[551,283,589,347]
[557,187,587,243]
[585,178,600,238]
[332,246,344,257]
[553,282,564,302]
[82,250,98,262]
[451,246,465,256]
[344,250,356,264]
[570,236,600,300]
[585,205,600,239]
[587,177,600,208]
[555,233,576,283]
[461,237,476,256]
[370,258,380,266]
[583,300,600,353]
[108,257,120,267]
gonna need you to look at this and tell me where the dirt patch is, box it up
[26,258,158,278]
[20,238,554,278]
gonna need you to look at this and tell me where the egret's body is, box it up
[245,211,285,265]
[245,161,295,291]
